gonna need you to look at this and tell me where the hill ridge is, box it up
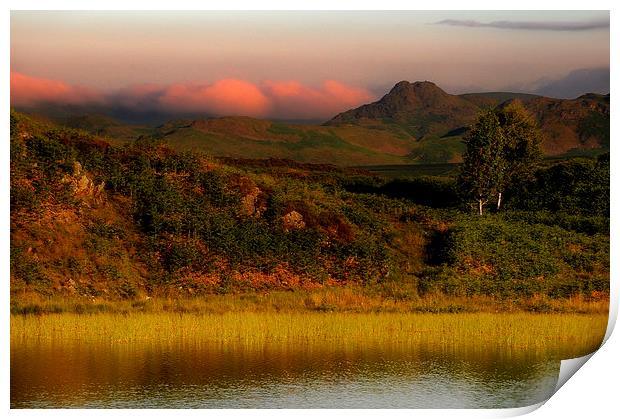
[16,80,610,165]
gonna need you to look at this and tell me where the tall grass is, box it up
[10,288,609,315]
[11,311,607,360]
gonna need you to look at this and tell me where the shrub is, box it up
[500,211,608,235]
[507,157,609,216]
[10,246,48,285]
[419,216,609,298]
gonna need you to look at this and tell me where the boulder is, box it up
[282,211,305,232]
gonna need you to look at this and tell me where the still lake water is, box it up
[11,338,559,408]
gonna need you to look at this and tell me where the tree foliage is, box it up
[458,109,506,214]
[508,155,609,217]
[459,101,542,214]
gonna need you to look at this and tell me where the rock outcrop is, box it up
[282,211,305,232]
[62,161,105,204]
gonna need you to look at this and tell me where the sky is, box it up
[10,10,610,120]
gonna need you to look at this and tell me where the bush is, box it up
[419,216,609,298]
[11,181,40,212]
[500,211,608,235]
[344,176,459,208]
[11,246,48,285]
[507,157,609,216]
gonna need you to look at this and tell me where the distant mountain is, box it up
[326,81,609,157]
[533,68,610,99]
[61,114,150,143]
[327,81,480,139]
[18,80,610,166]
[515,93,610,153]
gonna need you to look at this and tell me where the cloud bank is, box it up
[10,72,373,120]
[11,72,104,107]
[435,19,609,31]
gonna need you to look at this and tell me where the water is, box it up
[11,339,559,408]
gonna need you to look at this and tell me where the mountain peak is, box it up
[389,80,441,95]
[326,80,479,138]
[390,80,411,91]
[385,80,450,107]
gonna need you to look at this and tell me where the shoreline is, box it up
[10,288,610,316]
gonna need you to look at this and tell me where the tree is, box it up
[459,101,543,215]
[459,109,507,215]
[494,101,543,210]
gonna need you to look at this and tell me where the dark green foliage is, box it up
[458,109,507,213]
[160,240,209,273]
[11,246,48,285]
[459,102,542,213]
[27,134,77,169]
[578,111,610,148]
[419,216,609,298]
[499,211,609,235]
[101,142,396,283]
[343,175,459,208]
[197,171,239,207]
[10,181,40,212]
[330,235,392,282]
[134,176,188,234]
[497,101,543,183]
[10,114,100,211]
[117,281,137,299]
[508,156,609,216]
[341,202,383,230]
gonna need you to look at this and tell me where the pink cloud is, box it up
[11,72,103,107]
[158,79,271,117]
[10,72,373,120]
[264,80,372,119]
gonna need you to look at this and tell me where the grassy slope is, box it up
[20,88,608,167]
[17,84,609,167]
[10,111,609,314]
[162,128,408,166]
[139,110,609,165]
[458,92,543,108]
[157,119,417,166]
[28,112,465,165]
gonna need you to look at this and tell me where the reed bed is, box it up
[10,288,610,316]
[11,311,608,360]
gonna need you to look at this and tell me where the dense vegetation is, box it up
[10,110,609,312]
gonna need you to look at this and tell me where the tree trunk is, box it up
[479,199,483,216]
[497,192,502,211]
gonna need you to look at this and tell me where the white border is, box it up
[3,1,617,418]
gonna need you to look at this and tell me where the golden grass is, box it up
[11,311,608,360]
[10,287,610,315]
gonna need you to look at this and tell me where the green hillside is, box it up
[10,110,609,315]
[153,118,417,166]
[458,92,543,108]
[17,81,609,167]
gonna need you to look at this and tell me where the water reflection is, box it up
[11,339,559,408]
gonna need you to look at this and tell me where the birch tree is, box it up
[495,101,543,210]
[459,110,507,215]
[459,101,542,214]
